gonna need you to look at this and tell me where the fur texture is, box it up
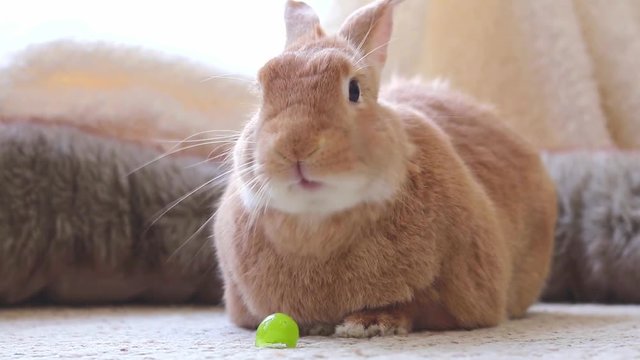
[541,150,640,303]
[0,122,226,305]
[214,0,556,337]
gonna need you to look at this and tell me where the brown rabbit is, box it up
[214,0,556,337]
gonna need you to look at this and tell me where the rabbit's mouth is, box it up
[298,179,323,191]
[295,161,324,191]
[298,178,324,191]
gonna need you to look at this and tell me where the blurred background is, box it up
[2,0,639,149]
[0,0,334,73]
[0,1,431,76]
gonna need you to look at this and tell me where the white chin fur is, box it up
[240,174,396,215]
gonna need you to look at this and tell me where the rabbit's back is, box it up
[382,80,557,317]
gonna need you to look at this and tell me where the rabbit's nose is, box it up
[275,136,322,162]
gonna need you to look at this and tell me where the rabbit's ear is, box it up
[339,0,400,69]
[284,0,325,48]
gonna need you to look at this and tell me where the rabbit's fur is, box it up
[214,0,556,337]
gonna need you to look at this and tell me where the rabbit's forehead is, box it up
[259,47,353,84]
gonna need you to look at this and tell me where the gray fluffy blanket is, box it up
[542,151,640,303]
[0,123,225,304]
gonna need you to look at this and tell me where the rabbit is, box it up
[214,0,557,337]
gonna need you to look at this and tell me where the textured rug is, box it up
[2,304,639,359]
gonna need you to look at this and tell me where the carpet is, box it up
[2,304,639,359]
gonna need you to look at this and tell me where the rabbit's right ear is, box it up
[339,0,399,70]
[284,0,325,48]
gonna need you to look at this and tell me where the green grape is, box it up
[255,313,300,349]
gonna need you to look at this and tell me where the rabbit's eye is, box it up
[348,79,360,103]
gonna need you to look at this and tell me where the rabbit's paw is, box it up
[335,308,412,338]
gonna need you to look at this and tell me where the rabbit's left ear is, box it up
[339,0,399,69]
[284,0,325,48]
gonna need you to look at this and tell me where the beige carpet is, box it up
[2,304,639,359]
